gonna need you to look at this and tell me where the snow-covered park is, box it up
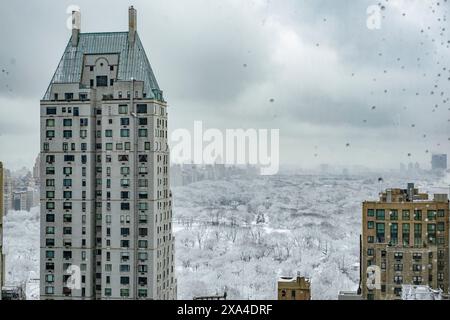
[3,173,448,299]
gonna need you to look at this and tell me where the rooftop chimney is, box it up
[71,10,81,47]
[129,6,137,45]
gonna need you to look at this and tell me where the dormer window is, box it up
[110,65,114,71]
[65,93,73,101]
[90,66,94,71]
[96,76,108,87]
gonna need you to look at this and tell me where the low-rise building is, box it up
[277,275,311,300]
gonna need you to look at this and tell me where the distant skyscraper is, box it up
[431,154,447,171]
[361,183,449,300]
[40,7,176,300]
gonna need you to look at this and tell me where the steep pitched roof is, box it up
[43,32,162,100]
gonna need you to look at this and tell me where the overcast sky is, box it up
[0,0,449,171]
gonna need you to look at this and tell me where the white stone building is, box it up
[40,7,176,300]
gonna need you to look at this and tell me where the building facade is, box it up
[277,275,311,300]
[40,7,176,300]
[361,183,449,300]
[0,161,5,293]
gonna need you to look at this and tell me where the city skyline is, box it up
[1,0,450,170]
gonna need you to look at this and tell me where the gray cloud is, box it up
[0,0,449,170]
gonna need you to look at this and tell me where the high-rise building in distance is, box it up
[431,154,447,171]
[361,183,449,300]
[40,7,176,300]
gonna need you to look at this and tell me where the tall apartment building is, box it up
[432,154,447,171]
[361,183,449,300]
[0,161,5,292]
[40,7,176,300]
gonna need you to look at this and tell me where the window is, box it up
[46,130,55,138]
[367,209,374,217]
[137,104,147,113]
[120,129,130,137]
[105,288,112,296]
[63,179,72,187]
[138,240,148,248]
[120,289,129,297]
[390,210,398,220]
[402,210,410,220]
[427,210,436,221]
[63,130,73,139]
[121,179,130,187]
[414,224,422,246]
[46,250,55,259]
[413,253,422,260]
[376,209,385,220]
[138,289,147,298]
[46,119,55,127]
[427,224,436,244]
[120,264,130,272]
[63,167,72,175]
[437,222,445,232]
[145,142,151,150]
[65,93,74,100]
[119,155,129,162]
[139,155,148,162]
[46,202,55,210]
[121,203,130,211]
[46,167,55,175]
[437,210,445,218]
[46,155,55,163]
[121,167,130,175]
[120,277,130,285]
[106,143,113,151]
[63,119,72,126]
[376,223,385,243]
[119,105,128,114]
[96,76,108,87]
[46,214,55,222]
[45,286,54,294]
[402,223,410,246]
[367,236,374,243]
[121,118,130,126]
[105,130,113,137]
[394,252,403,260]
[390,223,398,245]
[138,129,148,137]
[414,210,422,221]
[80,118,88,126]
[47,107,57,115]
[394,263,403,271]
[394,276,403,284]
